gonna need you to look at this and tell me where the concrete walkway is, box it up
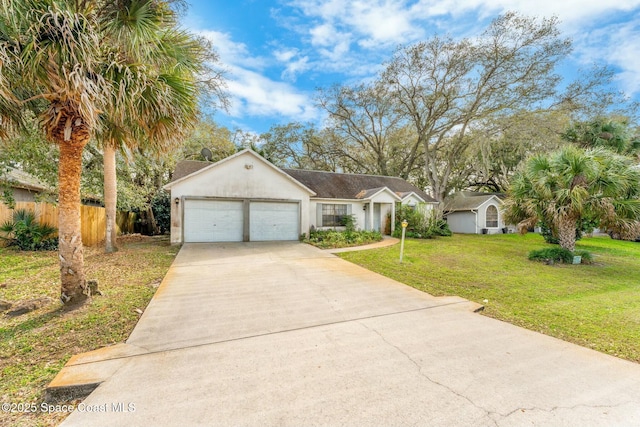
[325,235,400,253]
[54,242,640,426]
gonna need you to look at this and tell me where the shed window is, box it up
[486,205,498,228]
[322,204,348,226]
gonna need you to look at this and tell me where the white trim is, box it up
[361,187,402,202]
[399,191,426,203]
[312,197,364,203]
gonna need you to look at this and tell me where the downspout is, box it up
[471,209,478,234]
[391,202,396,235]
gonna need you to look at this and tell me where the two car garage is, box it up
[165,150,314,245]
[182,199,300,243]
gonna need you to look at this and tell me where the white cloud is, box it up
[608,28,640,93]
[310,22,347,47]
[347,1,423,47]
[273,48,311,81]
[292,0,421,47]
[196,30,319,124]
[289,0,640,93]
[189,0,640,132]
[410,0,640,28]
[284,57,311,81]
[318,40,351,63]
[199,30,267,70]
[274,48,299,62]
[226,66,319,121]
[572,16,640,96]
[289,0,640,47]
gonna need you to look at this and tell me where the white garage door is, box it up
[250,201,299,241]
[183,200,244,242]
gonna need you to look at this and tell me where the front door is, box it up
[373,203,381,232]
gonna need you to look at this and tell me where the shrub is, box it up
[393,205,451,239]
[305,227,383,249]
[528,247,575,264]
[574,250,593,264]
[151,190,171,235]
[0,209,58,251]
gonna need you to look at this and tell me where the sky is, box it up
[181,0,640,135]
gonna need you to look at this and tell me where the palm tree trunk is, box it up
[57,133,90,305]
[557,217,577,252]
[104,144,118,253]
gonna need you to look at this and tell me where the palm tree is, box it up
[97,9,215,252]
[562,118,640,157]
[0,0,209,305]
[503,146,640,252]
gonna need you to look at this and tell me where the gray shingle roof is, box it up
[282,169,437,202]
[444,192,502,212]
[170,159,437,203]
[1,167,50,192]
[171,160,212,182]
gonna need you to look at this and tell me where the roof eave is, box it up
[164,149,317,196]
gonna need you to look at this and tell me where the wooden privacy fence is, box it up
[0,202,136,247]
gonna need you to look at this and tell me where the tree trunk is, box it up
[557,217,577,252]
[57,130,90,305]
[104,144,118,253]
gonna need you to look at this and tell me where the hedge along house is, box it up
[164,149,439,244]
[443,191,508,234]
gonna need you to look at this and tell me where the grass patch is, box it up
[0,235,179,427]
[338,233,640,363]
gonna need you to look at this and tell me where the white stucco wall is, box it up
[8,187,39,203]
[476,199,505,234]
[445,197,505,234]
[166,151,312,243]
[309,199,366,231]
[445,211,477,234]
[401,194,425,207]
[309,195,398,234]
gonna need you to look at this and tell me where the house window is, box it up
[486,205,498,228]
[322,204,347,226]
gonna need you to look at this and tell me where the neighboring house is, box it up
[443,191,508,234]
[0,167,51,202]
[164,149,438,244]
[0,166,101,206]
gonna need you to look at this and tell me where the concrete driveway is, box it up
[55,242,640,426]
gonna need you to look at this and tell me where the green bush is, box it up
[574,250,593,264]
[151,190,171,235]
[528,247,576,264]
[305,227,383,249]
[393,205,451,239]
[0,209,58,251]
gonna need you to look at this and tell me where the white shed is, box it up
[443,192,508,234]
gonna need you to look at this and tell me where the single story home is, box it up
[0,167,102,207]
[0,167,51,203]
[164,149,438,244]
[443,191,509,234]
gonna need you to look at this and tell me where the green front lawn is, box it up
[339,233,640,362]
[0,236,179,427]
